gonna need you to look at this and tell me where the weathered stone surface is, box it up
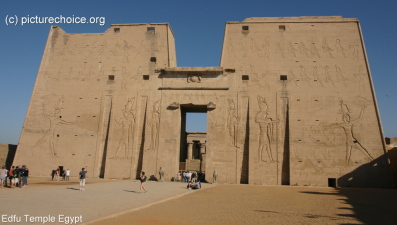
[13,17,394,187]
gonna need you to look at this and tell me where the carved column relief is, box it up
[228,99,239,147]
[111,97,136,159]
[147,100,161,151]
[255,96,279,162]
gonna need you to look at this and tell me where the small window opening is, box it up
[279,25,286,30]
[150,57,157,62]
[242,26,249,31]
[280,75,288,80]
[108,75,115,81]
[242,75,249,80]
[143,75,149,80]
[114,28,120,33]
[147,27,155,33]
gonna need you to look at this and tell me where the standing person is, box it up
[65,169,70,181]
[0,166,7,187]
[176,171,181,182]
[139,171,147,193]
[61,169,66,181]
[56,168,60,181]
[191,172,197,183]
[51,169,56,180]
[187,171,192,182]
[18,166,25,188]
[9,166,15,186]
[79,167,87,191]
[11,166,19,188]
[23,166,29,187]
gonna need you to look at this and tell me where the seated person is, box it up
[187,182,201,189]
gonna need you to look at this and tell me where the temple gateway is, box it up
[13,17,394,188]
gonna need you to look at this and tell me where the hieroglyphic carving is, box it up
[335,39,347,58]
[111,98,136,159]
[327,98,373,164]
[299,65,311,87]
[255,96,279,162]
[322,38,333,58]
[349,42,360,61]
[298,42,310,58]
[147,100,161,151]
[313,66,324,87]
[287,42,298,58]
[123,40,130,63]
[255,38,271,59]
[121,67,133,90]
[31,96,74,157]
[310,42,321,58]
[324,65,335,87]
[354,66,367,91]
[288,70,299,87]
[335,65,348,87]
[227,100,239,147]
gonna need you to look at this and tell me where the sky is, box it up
[0,0,396,145]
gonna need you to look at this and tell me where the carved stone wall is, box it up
[12,17,393,187]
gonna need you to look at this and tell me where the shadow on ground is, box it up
[301,154,397,224]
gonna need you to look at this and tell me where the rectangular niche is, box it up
[280,75,288,80]
[143,75,149,80]
[147,27,155,33]
[108,75,115,81]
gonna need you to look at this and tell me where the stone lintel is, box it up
[159,87,228,90]
[160,67,224,75]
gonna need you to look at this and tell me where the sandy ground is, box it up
[91,184,397,225]
[3,177,397,225]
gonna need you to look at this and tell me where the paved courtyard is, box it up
[1,177,397,225]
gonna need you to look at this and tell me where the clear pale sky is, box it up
[1,0,396,145]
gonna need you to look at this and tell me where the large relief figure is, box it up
[111,98,136,159]
[255,96,279,162]
[31,97,74,157]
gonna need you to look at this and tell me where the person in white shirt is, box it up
[65,169,70,181]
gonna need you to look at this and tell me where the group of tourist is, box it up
[0,165,87,191]
[50,167,86,191]
[0,165,29,188]
[51,168,71,181]
[180,171,202,183]
[180,171,201,190]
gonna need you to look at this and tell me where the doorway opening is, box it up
[179,105,207,176]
